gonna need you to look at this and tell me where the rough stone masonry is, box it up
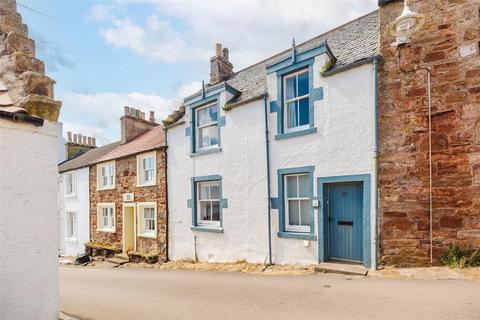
[378,0,480,266]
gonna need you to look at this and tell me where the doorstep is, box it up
[315,261,368,276]
[106,253,129,266]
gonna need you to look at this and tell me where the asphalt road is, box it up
[60,265,480,320]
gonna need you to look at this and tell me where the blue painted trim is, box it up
[274,166,316,239]
[184,82,241,105]
[266,44,327,74]
[189,98,222,155]
[189,147,222,158]
[269,60,323,137]
[189,175,227,230]
[275,127,317,140]
[218,115,226,127]
[316,174,371,268]
[278,232,317,241]
[191,226,224,233]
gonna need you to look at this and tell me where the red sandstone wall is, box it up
[90,149,167,260]
[378,0,480,266]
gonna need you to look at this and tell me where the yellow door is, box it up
[123,206,135,253]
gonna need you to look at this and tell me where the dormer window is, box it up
[195,102,219,150]
[284,69,310,133]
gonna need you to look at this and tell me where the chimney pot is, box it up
[149,111,155,122]
[87,137,92,146]
[124,106,130,116]
[82,136,87,145]
[92,137,96,147]
[73,134,78,143]
[67,131,72,142]
[140,111,145,120]
[78,134,83,144]
[215,43,222,56]
[222,47,229,61]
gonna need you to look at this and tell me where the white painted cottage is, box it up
[166,11,380,268]
[58,140,120,256]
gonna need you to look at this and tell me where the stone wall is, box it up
[0,0,61,121]
[378,0,480,266]
[90,149,168,260]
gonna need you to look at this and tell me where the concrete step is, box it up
[315,262,368,276]
[106,254,129,266]
[114,253,129,261]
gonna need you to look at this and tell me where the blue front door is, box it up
[327,182,363,262]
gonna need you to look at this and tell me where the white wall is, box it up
[59,167,90,256]
[0,119,59,320]
[167,56,375,266]
[267,61,375,265]
[168,97,269,264]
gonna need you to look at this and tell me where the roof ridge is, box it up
[232,9,379,75]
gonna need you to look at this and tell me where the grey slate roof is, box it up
[58,141,121,173]
[183,10,379,107]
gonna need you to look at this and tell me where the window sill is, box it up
[97,186,115,191]
[66,237,78,243]
[65,194,76,198]
[190,146,222,158]
[138,233,157,239]
[277,231,317,241]
[275,127,317,140]
[191,226,223,233]
[98,228,116,233]
[136,182,157,188]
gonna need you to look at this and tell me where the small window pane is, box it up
[286,76,296,100]
[197,108,210,126]
[211,201,220,221]
[288,200,300,226]
[286,175,298,198]
[300,200,310,226]
[210,184,220,200]
[200,201,211,221]
[298,71,309,97]
[198,125,218,148]
[286,101,298,129]
[298,98,309,126]
[209,106,218,122]
[298,174,309,198]
[199,184,209,200]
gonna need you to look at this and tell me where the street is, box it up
[60,265,480,320]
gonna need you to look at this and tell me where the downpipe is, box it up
[372,57,379,270]
[263,94,273,266]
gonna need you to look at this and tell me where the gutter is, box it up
[263,94,273,266]
[322,56,381,77]
[0,110,44,126]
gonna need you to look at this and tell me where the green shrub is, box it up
[441,243,480,268]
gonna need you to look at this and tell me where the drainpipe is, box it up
[372,57,379,270]
[263,94,273,266]
[164,129,169,262]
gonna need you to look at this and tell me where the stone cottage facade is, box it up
[377,0,480,266]
[90,107,167,260]
[165,12,380,268]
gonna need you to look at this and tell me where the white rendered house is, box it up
[166,12,380,268]
[58,141,120,256]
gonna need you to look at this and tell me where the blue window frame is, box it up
[271,166,316,241]
[284,69,310,133]
[188,175,228,233]
[267,51,325,141]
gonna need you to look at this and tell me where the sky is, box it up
[18,0,378,146]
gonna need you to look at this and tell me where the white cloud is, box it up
[94,0,378,69]
[59,81,201,145]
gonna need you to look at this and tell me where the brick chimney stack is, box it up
[209,43,234,85]
[121,106,158,144]
[65,131,97,159]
